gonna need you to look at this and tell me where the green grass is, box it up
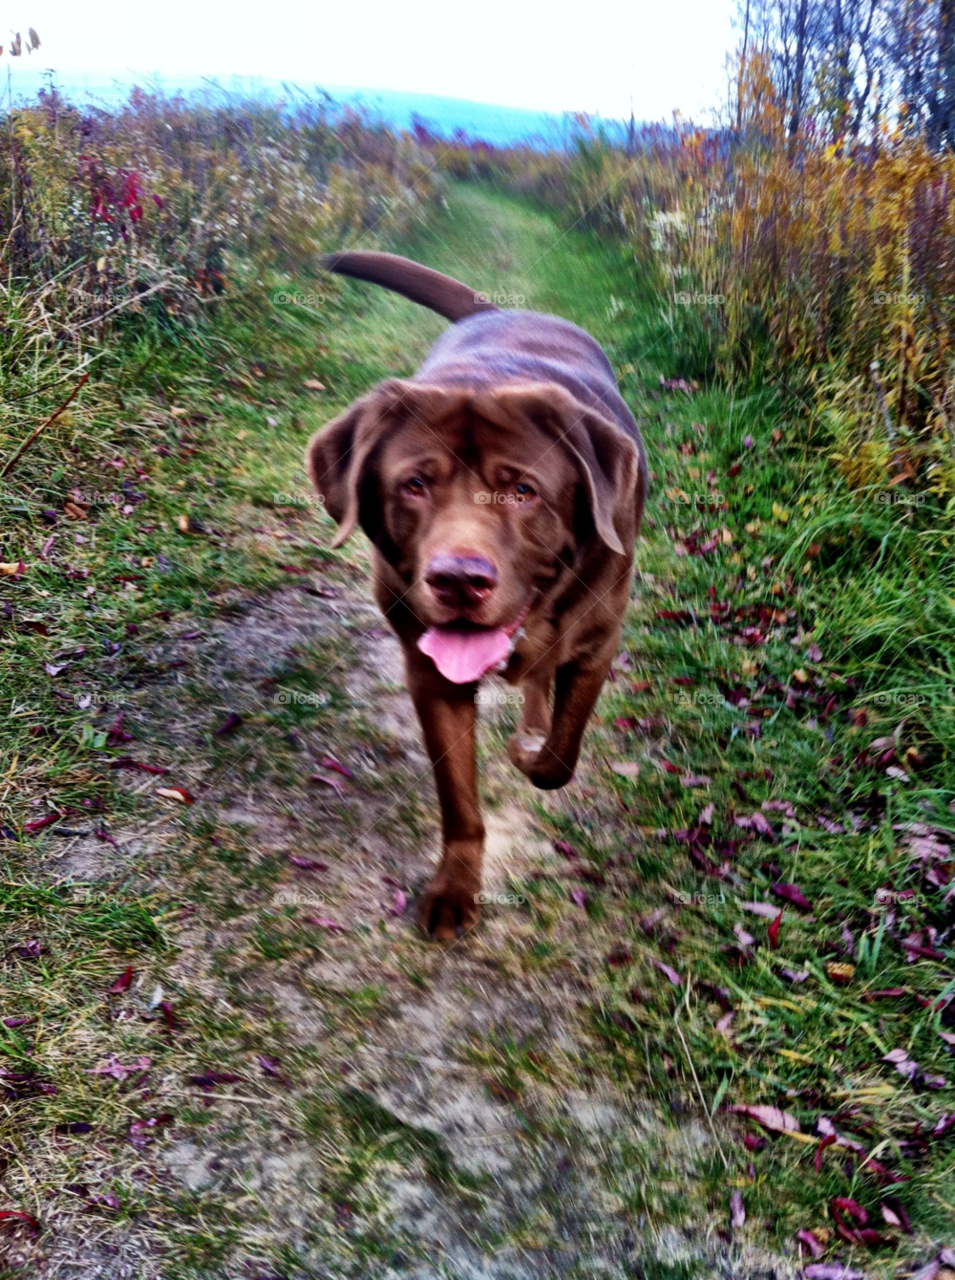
[0,178,952,1276]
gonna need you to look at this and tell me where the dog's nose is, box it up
[425,553,497,604]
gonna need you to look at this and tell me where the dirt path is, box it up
[20,187,795,1280]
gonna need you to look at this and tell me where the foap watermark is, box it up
[675,691,721,706]
[476,687,524,708]
[272,289,326,308]
[272,889,326,907]
[668,491,725,507]
[675,290,725,306]
[873,491,926,506]
[474,289,525,308]
[474,891,526,906]
[75,691,129,709]
[272,491,325,506]
[473,491,532,506]
[874,888,926,908]
[275,690,329,707]
[674,890,726,905]
[873,290,924,307]
[871,692,926,707]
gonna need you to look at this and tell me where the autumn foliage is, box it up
[439,56,955,500]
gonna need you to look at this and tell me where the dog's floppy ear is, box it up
[480,385,640,556]
[305,382,406,547]
[306,380,466,547]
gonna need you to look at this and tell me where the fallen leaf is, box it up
[653,960,682,985]
[108,966,133,995]
[0,1209,40,1236]
[826,962,855,984]
[768,910,783,949]
[213,713,243,737]
[803,1267,864,1280]
[772,881,813,911]
[306,916,347,932]
[796,1228,825,1257]
[740,901,780,919]
[610,761,641,777]
[320,756,354,780]
[85,1055,150,1081]
[303,378,325,391]
[154,786,195,804]
[727,1104,802,1135]
[288,856,328,871]
[730,1190,745,1228]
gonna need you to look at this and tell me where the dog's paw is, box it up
[417,875,481,942]
[507,733,574,790]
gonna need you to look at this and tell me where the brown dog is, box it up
[307,252,647,939]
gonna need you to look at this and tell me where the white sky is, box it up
[7,0,737,121]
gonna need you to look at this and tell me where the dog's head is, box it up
[306,380,639,678]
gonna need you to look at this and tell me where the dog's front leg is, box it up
[403,646,484,940]
[509,653,614,791]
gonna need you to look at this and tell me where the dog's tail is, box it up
[320,251,499,323]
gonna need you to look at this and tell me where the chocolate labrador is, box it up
[307,252,647,939]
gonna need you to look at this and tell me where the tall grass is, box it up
[0,88,441,441]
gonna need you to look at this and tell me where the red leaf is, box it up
[320,756,354,780]
[213,712,243,737]
[771,881,813,910]
[0,1209,40,1236]
[832,1197,868,1225]
[768,910,783,949]
[815,1133,836,1171]
[108,965,133,995]
[155,786,195,805]
[23,812,61,834]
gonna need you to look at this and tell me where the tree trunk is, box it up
[933,0,955,146]
[737,0,752,139]
[789,0,810,151]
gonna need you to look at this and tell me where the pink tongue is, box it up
[417,627,512,683]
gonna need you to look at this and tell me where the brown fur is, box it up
[307,253,648,939]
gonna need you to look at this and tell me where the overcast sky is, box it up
[7,0,737,122]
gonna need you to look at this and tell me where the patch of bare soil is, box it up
[28,569,792,1280]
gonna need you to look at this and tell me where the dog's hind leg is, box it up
[403,645,485,941]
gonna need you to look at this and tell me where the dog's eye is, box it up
[513,482,538,503]
[403,476,427,497]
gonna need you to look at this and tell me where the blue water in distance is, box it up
[4,67,632,149]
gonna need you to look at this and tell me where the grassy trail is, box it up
[3,183,952,1279]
